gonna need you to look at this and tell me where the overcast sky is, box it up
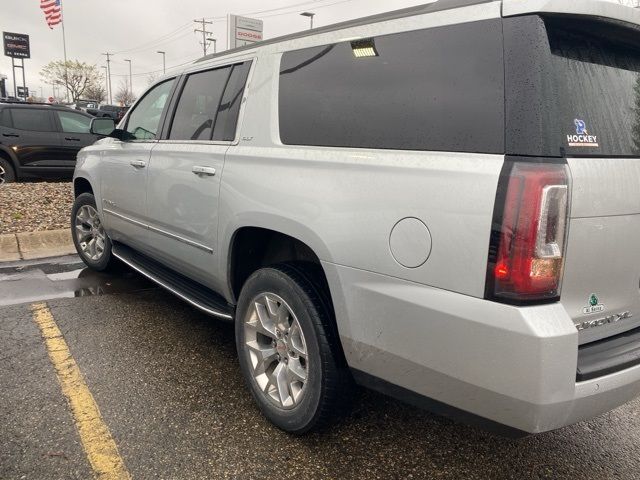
[0,0,437,99]
[0,0,634,99]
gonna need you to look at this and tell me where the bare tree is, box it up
[146,73,159,87]
[83,82,106,103]
[114,79,137,106]
[40,60,102,103]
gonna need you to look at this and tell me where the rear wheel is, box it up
[0,157,15,184]
[236,264,352,434]
[71,193,117,271]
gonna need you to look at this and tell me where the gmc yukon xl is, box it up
[72,0,640,435]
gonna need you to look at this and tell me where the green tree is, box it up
[40,60,102,103]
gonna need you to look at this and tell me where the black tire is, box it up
[236,264,353,434]
[0,157,16,184]
[71,193,117,271]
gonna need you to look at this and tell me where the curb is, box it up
[0,229,76,262]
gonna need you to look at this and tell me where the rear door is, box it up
[1,107,64,170]
[145,61,252,289]
[504,15,640,344]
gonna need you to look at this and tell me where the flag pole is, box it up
[59,0,69,102]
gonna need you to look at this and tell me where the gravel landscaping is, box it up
[0,182,73,235]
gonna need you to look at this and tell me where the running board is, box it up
[112,243,234,321]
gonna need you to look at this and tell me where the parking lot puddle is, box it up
[0,256,156,306]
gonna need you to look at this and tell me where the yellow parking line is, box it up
[31,303,131,480]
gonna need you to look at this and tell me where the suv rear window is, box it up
[9,108,54,132]
[279,19,504,154]
[505,16,640,157]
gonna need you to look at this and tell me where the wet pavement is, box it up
[2,257,640,479]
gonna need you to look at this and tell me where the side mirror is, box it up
[90,117,116,136]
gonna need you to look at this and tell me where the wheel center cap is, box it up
[276,340,288,356]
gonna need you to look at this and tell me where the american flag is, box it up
[40,0,62,29]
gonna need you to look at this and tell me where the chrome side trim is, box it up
[103,208,147,229]
[103,208,214,254]
[112,249,233,320]
[147,224,215,254]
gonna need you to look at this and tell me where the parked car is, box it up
[73,99,100,113]
[86,104,128,122]
[0,102,101,183]
[72,0,640,436]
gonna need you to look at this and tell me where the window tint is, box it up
[505,15,640,157]
[9,109,54,132]
[213,62,251,141]
[126,79,175,140]
[169,67,230,140]
[57,110,91,134]
[279,20,504,153]
[0,109,11,128]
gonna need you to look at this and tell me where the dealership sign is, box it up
[3,32,30,59]
[228,15,263,49]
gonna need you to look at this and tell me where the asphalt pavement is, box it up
[2,257,640,480]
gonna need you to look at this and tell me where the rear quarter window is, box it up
[279,19,505,154]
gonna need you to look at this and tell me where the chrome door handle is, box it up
[130,160,146,169]
[192,166,216,176]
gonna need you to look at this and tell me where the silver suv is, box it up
[72,0,640,435]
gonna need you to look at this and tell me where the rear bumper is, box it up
[323,262,640,434]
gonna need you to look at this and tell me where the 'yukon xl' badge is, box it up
[582,294,605,315]
[567,119,599,147]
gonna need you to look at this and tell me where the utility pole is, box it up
[101,65,109,104]
[124,59,133,96]
[102,52,113,104]
[194,18,214,56]
[157,51,166,74]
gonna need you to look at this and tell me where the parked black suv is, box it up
[0,102,102,183]
[86,104,129,122]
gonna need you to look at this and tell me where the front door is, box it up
[53,109,100,169]
[100,78,177,252]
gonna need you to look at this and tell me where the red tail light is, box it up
[486,161,570,304]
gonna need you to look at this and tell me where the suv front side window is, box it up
[56,110,91,134]
[126,79,175,140]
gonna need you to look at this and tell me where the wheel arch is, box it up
[73,176,95,198]
[226,225,332,306]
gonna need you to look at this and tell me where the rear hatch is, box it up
[504,14,640,344]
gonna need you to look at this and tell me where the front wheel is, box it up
[236,264,352,434]
[71,193,117,271]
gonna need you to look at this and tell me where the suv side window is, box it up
[126,79,175,140]
[56,110,91,134]
[212,62,251,141]
[0,109,11,128]
[169,66,231,141]
[9,108,55,132]
[279,20,504,154]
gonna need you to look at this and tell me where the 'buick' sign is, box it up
[3,32,30,59]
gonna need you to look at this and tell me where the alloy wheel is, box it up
[74,205,107,261]
[244,293,308,409]
[0,164,5,185]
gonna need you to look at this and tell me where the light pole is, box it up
[101,66,109,104]
[124,59,133,97]
[157,51,166,74]
[300,12,315,29]
[207,37,217,54]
